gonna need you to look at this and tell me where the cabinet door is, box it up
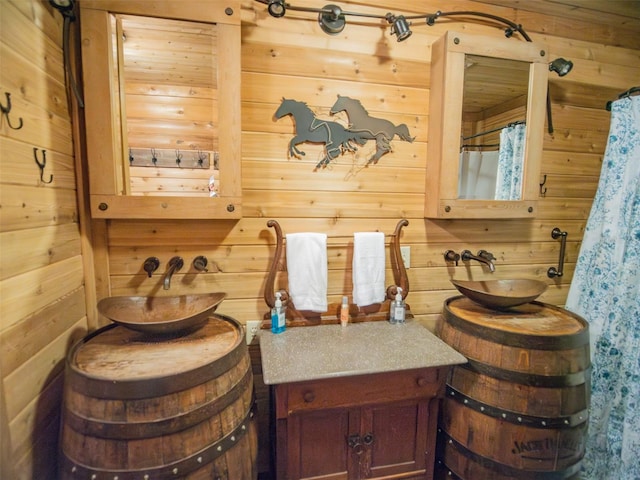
[287,408,358,480]
[79,1,242,219]
[363,400,430,479]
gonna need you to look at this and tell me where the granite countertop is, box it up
[259,320,467,385]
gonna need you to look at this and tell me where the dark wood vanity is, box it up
[259,322,466,479]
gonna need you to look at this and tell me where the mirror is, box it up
[425,31,548,219]
[79,1,242,219]
[116,15,220,198]
[459,55,529,200]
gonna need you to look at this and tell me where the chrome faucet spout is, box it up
[163,256,184,290]
[461,249,495,272]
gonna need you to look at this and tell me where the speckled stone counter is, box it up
[259,320,467,385]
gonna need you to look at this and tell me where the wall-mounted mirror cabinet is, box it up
[425,31,548,219]
[80,1,241,219]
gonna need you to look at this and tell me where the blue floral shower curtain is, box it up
[494,123,526,200]
[565,95,640,479]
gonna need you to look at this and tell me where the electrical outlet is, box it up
[246,320,261,345]
[400,245,411,268]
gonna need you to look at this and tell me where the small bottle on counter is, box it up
[271,292,286,334]
[390,287,405,324]
[340,296,349,328]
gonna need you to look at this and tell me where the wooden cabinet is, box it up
[273,367,448,480]
[79,1,242,219]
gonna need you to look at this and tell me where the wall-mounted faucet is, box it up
[461,250,496,272]
[143,257,160,277]
[193,255,209,272]
[163,256,184,290]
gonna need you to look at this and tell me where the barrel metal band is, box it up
[443,298,590,350]
[63,365,253,439]
[463,359,591,388]
[61,398,257,479]
[445,385,589,428]
[437,430,583,479]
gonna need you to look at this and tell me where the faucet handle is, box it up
[193,255,209,272]
[444,250,460,266]
[143,256,160,278]
[477,250,496,262]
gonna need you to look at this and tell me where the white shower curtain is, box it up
[565,95,640,479]
[495,123,526,200]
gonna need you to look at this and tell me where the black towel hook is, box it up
[33,148,53,184]
[539,174,548,196]
[1,92,24,130]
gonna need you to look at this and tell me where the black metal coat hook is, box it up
[539,174,548,196]
[34,148,53,184]
[1,92,24,130]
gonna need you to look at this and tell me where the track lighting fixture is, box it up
[549,58,574,77]
[267,0,286,18]
[257,1,535,43]
[387,14,412,42]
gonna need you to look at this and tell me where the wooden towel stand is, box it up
[262,219,411,327]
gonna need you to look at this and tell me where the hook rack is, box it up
[127,147,212,168]
[33,148,53,184]
[548,227,568,278]
[1,92,24,130]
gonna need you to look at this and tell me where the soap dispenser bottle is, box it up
[390,287,405,324]
[271,292,286,334]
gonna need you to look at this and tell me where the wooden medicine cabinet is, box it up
[79,1,242,219]
[425,31,548,219]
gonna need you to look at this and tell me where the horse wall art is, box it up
[274,98,368,169]
[330,95,415,164]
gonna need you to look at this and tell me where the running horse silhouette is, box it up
[330,95,415,164]
[274,98,367,168]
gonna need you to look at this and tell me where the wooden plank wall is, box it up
[0,1,91,478]
[103,1,639,474]
[0,0,638,477]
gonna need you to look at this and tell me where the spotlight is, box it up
[387,14,412,42]
[549,58,573,77]
[267,0,286,18]
[318,4,346,35]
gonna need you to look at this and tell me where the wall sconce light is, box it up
[49,0,76,18]
[549,58,574,77]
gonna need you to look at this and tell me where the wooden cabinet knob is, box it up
[416,377,428,387]
[303,391,315,403]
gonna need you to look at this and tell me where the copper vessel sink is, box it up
[451,279,547,310]
[97,293,226,334]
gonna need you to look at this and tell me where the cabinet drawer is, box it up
[280,367,447,416]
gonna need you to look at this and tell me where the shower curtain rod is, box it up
[606,86,640,111]
[461,120,525,141]
[460,143,500,150]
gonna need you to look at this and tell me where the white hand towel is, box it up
[352,232,386,307]
[286,233,328,312]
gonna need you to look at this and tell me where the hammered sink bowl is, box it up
[451,279,548,310]
[97,293,226,334]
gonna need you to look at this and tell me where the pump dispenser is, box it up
[390,287,405,324]
[271,292,286,334]
[340,296,349,328]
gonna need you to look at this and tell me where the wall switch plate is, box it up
[246,320,261,345]
[400,245,411,268]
